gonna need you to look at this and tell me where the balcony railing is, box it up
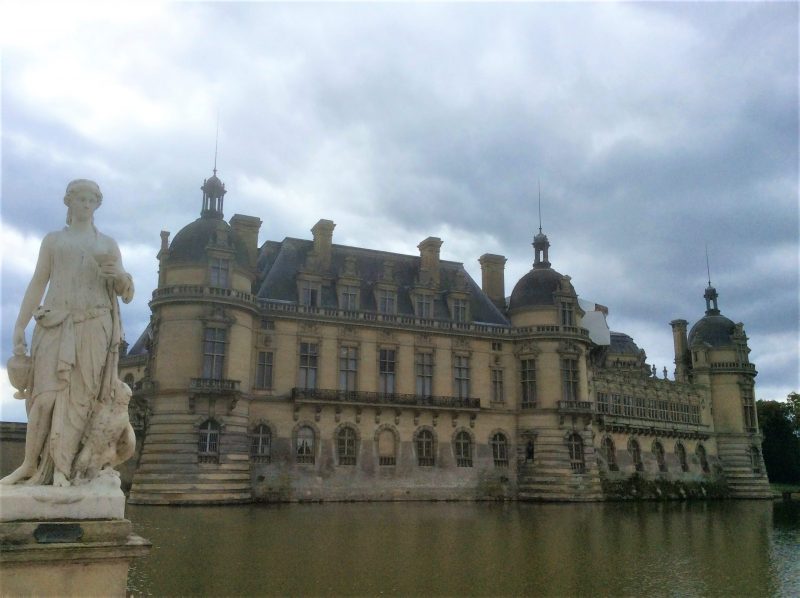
[190,378,241,393]
[557,400,594,414]
[292,387,480,410]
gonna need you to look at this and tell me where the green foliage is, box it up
[757,394,800,484]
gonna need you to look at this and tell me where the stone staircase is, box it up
[716,435,773,499]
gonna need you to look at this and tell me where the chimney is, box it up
[670,319,690,382]
[418,237,443,286]
[479,254,507,310]
[157,230,171,287]
[230,214,263,270]
[311,219,335,271]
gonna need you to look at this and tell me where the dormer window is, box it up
[209,258,230,288]
[451,298,468,323]
[298,280,320,307]
[560,301,574,326]
[339,285,359,311]
[416,294,433,319]
[378,289,396,315]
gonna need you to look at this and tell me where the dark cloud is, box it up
[2,2,797,419]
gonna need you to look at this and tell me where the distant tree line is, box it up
[757,392,800,484]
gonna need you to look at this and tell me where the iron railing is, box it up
[292,387,480,410]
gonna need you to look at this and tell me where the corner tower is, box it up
[129,169,262,505]
[687,283,771,498]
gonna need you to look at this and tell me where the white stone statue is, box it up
[2,179,135,487]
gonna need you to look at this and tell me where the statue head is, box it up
[64,179,103,225]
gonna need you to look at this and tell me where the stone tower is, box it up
[129,170,262,504]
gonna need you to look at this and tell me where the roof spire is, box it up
[703,243,719,315]
[537,178,542,234]
[213,110,220,176]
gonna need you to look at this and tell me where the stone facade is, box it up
[120,170,771,504]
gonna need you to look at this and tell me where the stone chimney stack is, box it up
[478,253,507,311]
[311,219,336,271]
[418,237,443,286]
[230,214,263,270]
[157,231,170,287]
[670,319,690,382]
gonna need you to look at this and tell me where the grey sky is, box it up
[1,2,797,421]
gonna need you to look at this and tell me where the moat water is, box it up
[127,500,800,597]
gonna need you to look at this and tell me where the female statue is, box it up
[2,179,134,487]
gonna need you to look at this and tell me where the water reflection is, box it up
[128,500,799,597]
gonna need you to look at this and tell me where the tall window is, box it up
[299,343,318,389]
[250,424,271,463]
[561,359,579,402]
[697,444,710,474]
[378,290,396,315]
[455,431,473,467]
[378,429,396,466]
[491,369,504,403]
[416,353,433,397]
[622,395,633,417]
[203,328,226,380]
[337,427,357,465]
[749,446,761,474]
[597,392,609,414]
[452,299,467,323]
[676,443,689,472]
[255,351,273,389]
[209,258,229,288]
[416,430,435,466]
[568,433,585,473]
[339,346,358,392]
[742,386,757,432]
[653,441,667,472]
[560,301,574,326]
[630,439,643,472]
[300,282,318,307]
[491,432,508,467]
[340,285,358,311]
[520,359,537,408]
[296,426,315,464]
[454,355,470,399]
[634,397,646,419]
[416,294,433,318]
[602,436,618,471]
[379,349,396,394]
[198,420,220,463]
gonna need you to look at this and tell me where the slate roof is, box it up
[508,265,567,310]
[688,314,736,348]
[166,217,250,269]
[608,332,641,355]
[256,238,510,326]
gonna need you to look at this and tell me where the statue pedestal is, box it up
[0,474,150,597]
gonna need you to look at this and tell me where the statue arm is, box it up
[108,239,134,304]
[13,235,53,355]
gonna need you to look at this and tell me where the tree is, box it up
[757,395,800,484]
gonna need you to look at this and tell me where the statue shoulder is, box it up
[96,232,122,254]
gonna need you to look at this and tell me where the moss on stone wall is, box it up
[601,473,729,500]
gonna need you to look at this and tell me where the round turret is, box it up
[508,266,567,309]
[166,217,250,269]
[688,314,736,348]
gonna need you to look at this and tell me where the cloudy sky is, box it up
[1,2,797,421]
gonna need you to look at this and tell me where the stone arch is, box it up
[292,420,320,465]
[374,424,400,466]
[488,429,511,467]
[452,427,475,467]
[675,441,689,472]
[628,436,644,472]
[600,435,618,472]
[652,439,667,472]
[696,443,710,473]
[413,425,437,466]
[333,422,360,466]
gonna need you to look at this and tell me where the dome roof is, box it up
[508,266,566,310]
[166,217,250,268]
[608,332,641,355]
[688,314,736,348]
[203,174,225,197]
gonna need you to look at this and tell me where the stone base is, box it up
[0,519,149,597]
[0,473,150,597]
[0,472,126,522]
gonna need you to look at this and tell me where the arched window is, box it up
[251,424,271,463]
[198,420,220,463]
[296,426,315,464]
[416,430,435,466]
[455,431,473,467]
[568,433,585,473]
[676,443,688,472]
[123,373,135,388]
[749,446,762,474]
[602,436,618,472]
[377,428,396,466]
[491,433,508,467]
[337,427,358,465]
[696,444,710,474]
[630,439,643,472]
[653,441,667,473]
